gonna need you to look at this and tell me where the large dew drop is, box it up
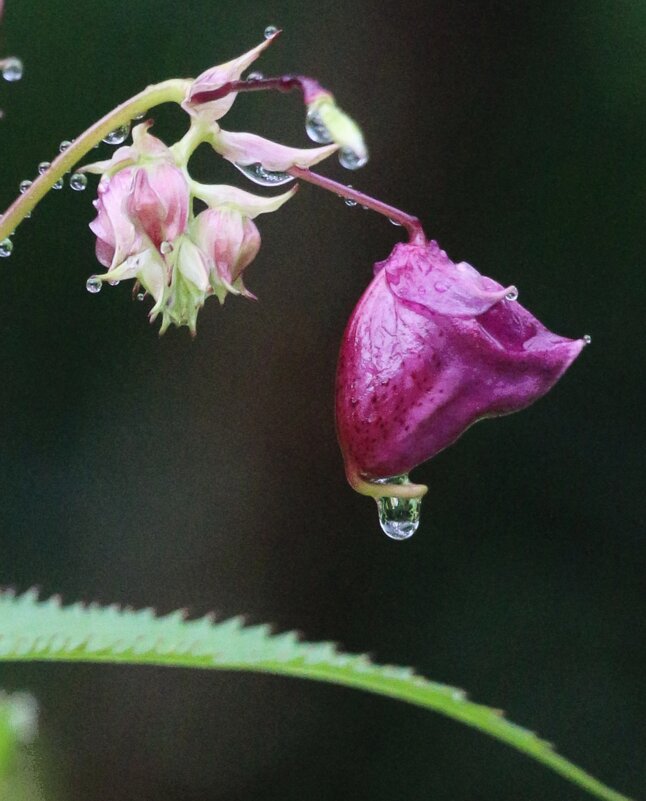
[103,123,131,146]
[374,474,422,540]
[264,25,279,39]
[2,57,23,82]
[305,109,333,144]
[0,238,13,258]
[85,276,103,294]
[234,162,295,187]
[339,148,368,170]
[69,173,88,191]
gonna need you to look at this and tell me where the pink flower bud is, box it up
[336,240,587,537]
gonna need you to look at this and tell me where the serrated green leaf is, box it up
[0,590,633,801]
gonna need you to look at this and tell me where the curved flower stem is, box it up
[0,78,190,241]
[288,166,426,244]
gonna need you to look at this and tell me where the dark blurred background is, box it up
[0,0,644,799]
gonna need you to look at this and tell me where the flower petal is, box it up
[213,129,338,171]
[190,182,297,218]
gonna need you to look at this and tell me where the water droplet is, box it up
[0,238,13,257]
[234,162,295,187]
[136,292,146,302]
[247,71,264,81]
[108,279,120,286]
[59,140,73,153]
[85,275,102,294]
[52,178,64,190]
[102,122,131,146]
[38,161,51,175]
[505,286,519,301]
[583,334,592,345]
[374,475,422,540]
[264,25,279,39]
[389,218,403,227]
[132,110,147,121]
[305,108,333,144]
[2,57,23,82]
[160,240,173,255]
[344,185,357,206]
[339,148,368,170]
[19,180,32,194]
[434,281,448,293]
[69,173,88,191]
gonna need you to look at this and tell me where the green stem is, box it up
[0,78,190,241]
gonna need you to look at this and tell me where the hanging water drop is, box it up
[344,185,357,206]
[52,177,64,190]
[434,281,448,293]
[59,140,73,153]
[247,71,264,81]
[2,57,23,82]
[102,122,131,146]
[38,161,51,175]
[339,147,368,170]
[19,180,32,194]
[264,25,279,39]
[505,286,519,301]
[160,240,173,255]
[69,173,88,191]
[374,474,422,540]
[389,218,403,227]
[305,108,333,144]
[108,279,120,287]
[0,238,13,258]
[136,291,146,302]
[583,334,592,345]
[85,276,103,294]
[234,162,295,187]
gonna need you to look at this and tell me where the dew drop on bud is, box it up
[69,173,88,191]
[160,240,173,255]
[38,161,51,175]
[0,238,13,258]
[19,180,32,194]
[339,147,368,170]
[86,276,103,294]
[2,57,23,82]
[234,162,295,187]
[247,71,264,81]
[583,334,592,345]
[305,108,333,144]
[59,140,73,153]
[264,25,278,39]
[103,123,131,146]
[374,474,422,541]
[505,286,519,301]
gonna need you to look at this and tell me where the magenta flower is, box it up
[336,239,587,538]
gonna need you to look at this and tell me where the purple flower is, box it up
[335,239,587,537]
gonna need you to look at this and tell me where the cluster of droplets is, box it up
[1,57,23,82]
[373,475,422,540]
[305,108,368,171]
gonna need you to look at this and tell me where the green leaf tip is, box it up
[0,589,634,801]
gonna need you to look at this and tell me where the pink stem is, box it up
[288,166,426,244]
[190,75,327,106]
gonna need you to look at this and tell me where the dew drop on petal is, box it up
[583,334,592,345]
[103,122,131,145]
[339,148,368,170]
[0,238,13,257]
[374,475,422,540]
[264,25,279,39]
[38,161,51,175]
[160,240,173,255]
[305,108,333,144]
[19,180,32,194]
[69,173,88,191]
[59,140,73,153]
[234,162,295,187]
[505,285,519,301]
[86,275,103,294]
[2,57,23,82]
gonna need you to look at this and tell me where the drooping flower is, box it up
[335,239,587,528]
